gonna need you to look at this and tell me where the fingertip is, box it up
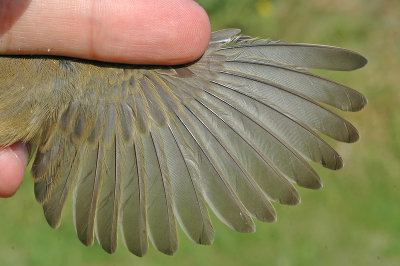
[174,1,211,64]
[0,143,28,198]
[162,0,211,64]
[90,0,212,64]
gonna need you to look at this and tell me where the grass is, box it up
[1,0,399,265]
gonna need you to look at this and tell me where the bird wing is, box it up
[0,29,367,256]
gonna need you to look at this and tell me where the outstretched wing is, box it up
[5,29,367,256]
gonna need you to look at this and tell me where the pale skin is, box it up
[0,0,211,197]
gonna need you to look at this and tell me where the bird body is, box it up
[0,29,367,256]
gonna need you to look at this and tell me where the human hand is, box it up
[0,0,211,197]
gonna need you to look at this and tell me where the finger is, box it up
[0,0,211,65]
[0,142,28,198]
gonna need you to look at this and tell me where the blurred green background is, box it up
[1,0,399,265]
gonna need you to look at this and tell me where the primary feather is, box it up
[0,29,367,256]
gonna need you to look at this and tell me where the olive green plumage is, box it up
[0,29,367,256]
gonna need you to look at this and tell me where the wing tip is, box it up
[125,244,148,257]
[158,246,178,256]
[351,53,368,70]
[232,218,256,234]
[279,189,302,206]
[100,243,117,254]
[197,234,215,246]
[351,93,368,112]
[190,227,216,246]
[34,182,48,204]
[313,44,368,71]
[339,49,368,71]
[77,231,95,247]
[297,174,323,190]
[347,126,360,143]
[44,212,61,229]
